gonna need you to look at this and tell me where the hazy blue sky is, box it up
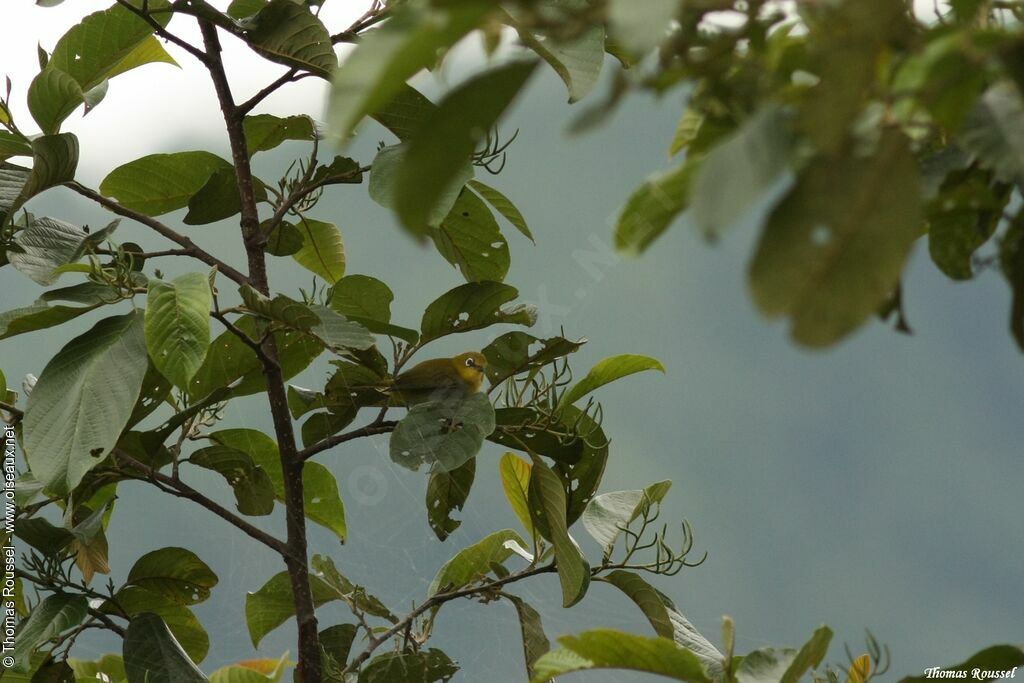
[2,3,1022,680]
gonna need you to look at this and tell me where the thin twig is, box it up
[298,420,397,462]
[114,0,210,65]
[238,69,315,116]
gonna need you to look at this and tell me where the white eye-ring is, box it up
[465,358,475,367]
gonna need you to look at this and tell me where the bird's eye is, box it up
[465,358,475,368]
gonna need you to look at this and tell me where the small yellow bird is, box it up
[390,351,487,405]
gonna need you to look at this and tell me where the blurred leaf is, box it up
[326,3,492,141]
[24,311,147,494]
[749,129,923,347]
[615,161,694,254]
[243,113,316,154]
[420,281,534,344]
[427,528,526,596]
[557,354,665,412]
[292,218,346,284]
[0,301,104,341]
[125,547,219,606]
[528,455,589,607]
[691,107,793,239]
[1001,211,1024,351]
[209,653,289,683]
[368,143,473,231]
[246,0,336,78]
[499,452,534,537]
[122,612,209,683]
[431,189,510,282]
[390,393,495,472]
[227,0,266,19]
[531,629,712,683]
[145,273,212,389]
[67,654,127,683]
[100,151,233,216]
[960,82,1024,186]
[927,173,1007,280]
[372,84,438,141]
[606,0,677,55]
[426,457,476,541]
[735,648,797,683]
[581,481,671,552]
[512,3,604,103]
[847,655,872,683]
[394,61,536,234]
[245,571,342,648]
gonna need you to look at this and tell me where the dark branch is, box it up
[298,420,397,462]
[114,0,210,65]
[238,68,316,116]
[63,182,250,287]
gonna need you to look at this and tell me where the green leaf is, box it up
[245,570,342,648]
[145,273,212,389]
[27,67,84,134]
[599,571,724,678]
[246,0,336,78]
[184,168,269,226]
[927,173,1005,280]
[735,648,798,683]
[12,133,80,217]
[614,161,694,254]
[482,332,585,387]
[292,218,346,284]
[1001,212,1024,351]
[209,654,289,683]
[748,129,923,347]
[320,624,357,675]
[427,528,527,596]
[106,34,177,79]
[499,452,534,538]
[211,429,347,542]
[189,444,276,516]
[330,274,393,323]
[691,107,793,239]
[24,311,148,494]
[897,646,1024,683]
[68,654,127,683]
[581,481,671,552]
[125,547,219,606]
[113,586,210,663]
[0,130,33,158]
[122,612,209,683]
[0,301,104,341]
[49,0,171,94]
[960,82,1024,185]
[368,143,473,231]
[227,0,266,19]
[468,180,534,242]
[420,281,535,343]
[431,189,511,282]
[505,595,551,680]
[10,216,114,285]
[10,594,87,672]
[426,458,476,541]
[531,630,712,683]
[390,393,496,472]
[326,2,493,142]
[780,626,833,683]
[311,555,397,623]
[308,304,375,353]
[394,61,536,234]
[358,649,458,683]
[243,113,316,154]
[372,84,438,141]
[527,454,589,607]
[264,220,303,256]
[0,163,31,226]
[99,151,233,216]
[606,0,678,55]
[557,354,665,412]
[513,4,604,103]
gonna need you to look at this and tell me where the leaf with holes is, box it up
[24,311,148,494]
[426,458,476,541]
[390,393,495,472]
[420,282,535,344]
[125,547,219,606]
[431,189,510,282]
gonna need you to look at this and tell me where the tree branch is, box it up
[63,182,250,287]
[238,68,316,117]
[114,0,210,65]
[114,449,291,557]
[298,420,397,462]
[344,564,557,673]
